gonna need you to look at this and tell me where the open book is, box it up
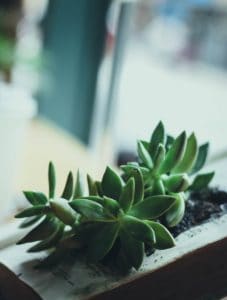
[1,213,227,300]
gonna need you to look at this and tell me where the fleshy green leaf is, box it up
[149,121,165,158]
[190,172,214,191]
[101,166,123,200]
[48,161,56,199]
[165,135,174,151]
[15,205,50,218]
[119,178,135,212]
[28,223,64,252]
[120,230,144,270]
[173,133,198,173]
[140,140,150,152]
[76,222,104,244]
[82,196,120,217]
[165,193,185,227]
[121,164,149,180]
[129,195,175,220]
[86,222,119,262]
[120,164,136,174]
[95,181,103,196]
[17,217,58,244]
[137,141,153,169]
[35,237,82,269]
[144,186,154,198]
[162,174,190,193]
[87,174,98,196]
[159,131,186,174]
[153,144,165,170]
[74,170,84,198]
[69,199,104,220]
[127,168,144,204]
[19,216,42,228]
[23,191,48,206]
[61,171,74,200]
[22,192,34,206]
[151,179,165,195]
[139,167,151,178]
[115,248,132,273]
[190,143,209,174]
[103,197,121,217]
[127,162,140,167]
[122,215,155,244]
[80,195,104,203]
[50,198,76,226]
[146,221,175,250]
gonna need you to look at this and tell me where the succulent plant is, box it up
[16,163,175,271]
[16,162,82,252]
[121,122,214,227]
[15,122,214,272]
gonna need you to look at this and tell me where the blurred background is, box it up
[1,0,227,216]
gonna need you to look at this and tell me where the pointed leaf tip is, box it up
[15,205,50,218]
[48,161,56,199]
[27,223,64,252]
[101,166,123,200]
[159,131,186,174]
[146,221,175,250]
[129,195,176,220]
[87,174,98,196]
[74,170,84,198]
[190,142,209,174]
[122,215,155,244]
[149,121,165,159]
[173,133,198,173]
[61,171,74,200]
[190,172,214,191]
[23,191,48,206]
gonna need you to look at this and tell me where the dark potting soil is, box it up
[169,187,227,237]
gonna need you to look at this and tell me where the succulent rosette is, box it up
[15,122,214,272]
[121,121,214,227]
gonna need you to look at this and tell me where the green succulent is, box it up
[16,163,175,271]
[16,162,82,252]
[15,122,214,272]
[121,122,214,227]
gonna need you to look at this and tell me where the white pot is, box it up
[0,83,37,216]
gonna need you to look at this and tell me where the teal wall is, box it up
[39,0,111,144]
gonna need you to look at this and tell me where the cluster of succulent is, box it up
[15,122,214,272]
[122,121,214,227]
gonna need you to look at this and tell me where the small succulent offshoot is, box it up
[15,122,214,272]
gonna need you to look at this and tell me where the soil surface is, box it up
[169,188,227,237]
